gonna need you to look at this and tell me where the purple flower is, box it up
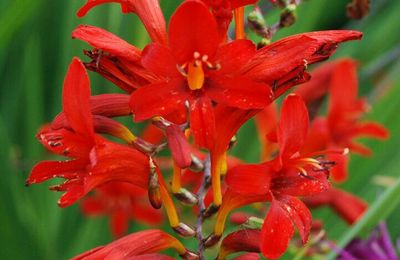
[338,222,399,260]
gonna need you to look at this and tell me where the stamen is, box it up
[193,51,201,59]
[202,55,209,62]
[187,62,205,90]
[176,64,188,77]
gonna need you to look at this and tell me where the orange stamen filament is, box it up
[211,153,223,206]
[160,184,180,227]
[171,162,182,194]
[234,7,245,39]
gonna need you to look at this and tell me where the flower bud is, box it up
[173,222,196,237]
[174,188,199,205]
[202,203,220,219]
[203,233,221,248]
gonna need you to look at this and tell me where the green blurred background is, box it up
[1,0,400,259]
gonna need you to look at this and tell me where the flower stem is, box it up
[195,154,211,260]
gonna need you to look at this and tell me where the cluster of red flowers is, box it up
[26,0,388,259]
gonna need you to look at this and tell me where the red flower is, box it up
[81,182,163,237]
[72,229,196,260]
[298,59,389,182]
[26,58,152,207]
[130,0,273,150]
[226,94,335,259]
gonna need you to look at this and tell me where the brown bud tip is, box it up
[280,7,296,28]
[203,233,221,248]
[180,250,200,260]
[173,222,196,237]
[202,203,220,219]
[148,187,162,209]
[174,188,198,205]
[347,0,370,19]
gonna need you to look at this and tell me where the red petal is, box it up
[301,117,330,155]
[328,59,360,116]
[36,126,93,158]
[277,195,312,244]
[277,94,309,161]
[141,123,165,144]
[254,104,278,160]
[213,39,256,74]
[27,160,86,184]
[81,197,105,215]
[241,36,317,82]
[71,230,186,259]
[329,187,368,224]
[207,76,272,109]
[271,171,330,197]
[63,58,94,138]
[89,137,150,189]
[169,0,219,63]
[348,142,372,156]
[226,164,271,195]
[329,153,349,183]
[72,25,141,62]
[130,0,167,44]
[349,122,389,140]
[166,125,192,168]
[260,195,294,259]
[77,0,130,17]
[190,96,216,149]
[305,187,367,224]
[131,254,174,260]
[220,229,261,258]
[294,60,336,104]
[242,31,362,83]
[57,180,86,207]
[52,94,131,129]
[130,79,188,121]
[84,54,138,93]
[111,209,129,237]
[77,0,167,44]
[141,43,180,78]
[213,106,257,154]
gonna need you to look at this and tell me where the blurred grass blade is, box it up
[326,178,400,260]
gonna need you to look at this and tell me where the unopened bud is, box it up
[148,158,162,209]
[347,0,370,19]
[202,203,220,219]
[257,38,271,49]
[228,135,237,150]
[203,233,221,248]
[173,222,196,237]
[174,188,199,205]
[180,250,200,260]
[189,154,204,172]
[280,5,297,28]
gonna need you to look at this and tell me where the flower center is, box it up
[177,51,220,91]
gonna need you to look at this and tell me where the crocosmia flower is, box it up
[226,94,340,259]
[26,58,151,207]
[298,59,389,182]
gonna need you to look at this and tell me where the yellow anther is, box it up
[187,62,205,90]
